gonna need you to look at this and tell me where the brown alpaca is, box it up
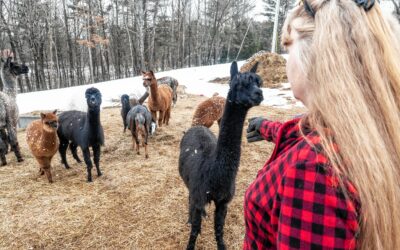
[142,71,173,127]
[192,93,226,128]
[26,110,59,183]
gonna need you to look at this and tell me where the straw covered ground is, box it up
[0,93,305,249]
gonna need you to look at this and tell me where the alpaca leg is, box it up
[82,147,94,182]
[43,167,53,183]
[7,126,23,162]
[37,157,52,183]
[186,208,203,250]
[151,111,157,127]
[0,152,6,166]
[131,136,136,151]
[0,129,9,154]
[158,111,165,127]
[69,143,82,163]
[136,140,140,155]
[59,140,70,169]
[214,202,228,250]
[132,133,140,155]
[92,145,102,177]
[165,107,171,125]
[144,133,149,159]
[11,142,23,162]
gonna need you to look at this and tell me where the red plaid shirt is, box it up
[244,118,360,249]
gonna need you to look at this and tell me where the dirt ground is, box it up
[0,93,305,249]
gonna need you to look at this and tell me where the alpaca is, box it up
[179,62,263,250]
[139,77,178,106]
[121,93,156,133]
[0,129,9,154]
[121,94,132,133]
[0,52,29,165]
[126,105,153,158]
[157,76,179,106]
[192,94,226,128]
[57,87,104,182]
[26,110,59,183]
[0,134,7,166]
[142,71,173,127]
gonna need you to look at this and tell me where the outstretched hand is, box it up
[246,117,267,143]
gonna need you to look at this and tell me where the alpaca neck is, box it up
[149,79,159,104]
[40,127,57,146]
[87,108,100,130]
[213,100,248,177]
[0,71,17,98]
[123,103,131,117]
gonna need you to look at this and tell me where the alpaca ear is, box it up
[141,71,146,75]
[53,109,57,114]
[230,61,238,80]
[149,70,154,76]
[40,113,46,119]
[250,62,259,73]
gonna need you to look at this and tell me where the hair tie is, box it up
[354,0,375,11]
[299,0,375,18]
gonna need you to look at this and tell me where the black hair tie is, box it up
[301,0,375,18]
[354,0,375,11]
[303,0,316,18]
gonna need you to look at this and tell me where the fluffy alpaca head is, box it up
[228,61,263,107]
[1,57,29,78]
[85,87,102,110]
[142,71,156,88]
[135,113,146,136]
[40,110,58,132]
[121,94,130,106]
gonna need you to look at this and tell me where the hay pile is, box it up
[0,94,305,249]
[240,51,287,88]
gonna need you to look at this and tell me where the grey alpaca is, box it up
[120,93,152,133]
[179,62,263,250]
[0,57,29,165]
[126,104,153,158]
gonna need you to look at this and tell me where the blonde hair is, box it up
[282,1,400,249]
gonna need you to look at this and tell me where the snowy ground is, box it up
[17,61,303,115]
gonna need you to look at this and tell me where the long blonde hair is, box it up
[282,1,400,249]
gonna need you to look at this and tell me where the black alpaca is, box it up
[121,94,131,133]
[179,61,263,250]
[57,87,104,182]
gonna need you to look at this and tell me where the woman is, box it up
[244,0,400,249]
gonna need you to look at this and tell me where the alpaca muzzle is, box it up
[46,121,58,129]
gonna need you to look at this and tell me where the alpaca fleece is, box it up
[192,95,226,128]
[142,71,173,127]
[179,61,263,250]
[157,76,179,106]
[57,87,104,182]
[26,111,59,183]
[126,105,153,158]
[0,57,29,165]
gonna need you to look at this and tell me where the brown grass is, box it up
[0,94,305,249]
